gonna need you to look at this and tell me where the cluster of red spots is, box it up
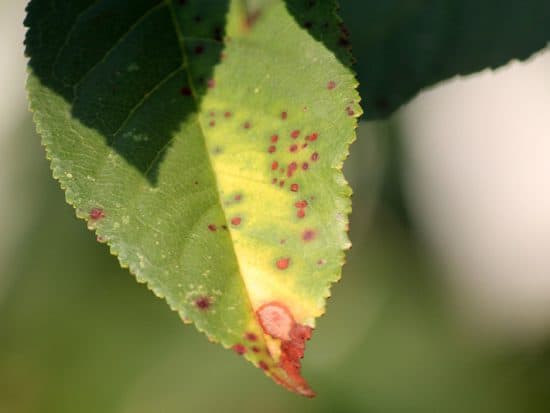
[231,216,241,226]
[207,224,217,232]
[256,302,315,398]
[232,344,247,355]
[281,111,287,120]
[345,106,355,116]
[180,86,192,96]
[276,257,290,270]
[327,80,336,90]
[302,229,316,242]
[195,296,211,310]
[295,199,308,219]
[266,118,320,192]
[89,207,105,221]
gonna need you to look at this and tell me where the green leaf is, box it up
[340,0,550,118]
[25,0,360,397]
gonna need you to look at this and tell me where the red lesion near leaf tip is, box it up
[256,302,316,398]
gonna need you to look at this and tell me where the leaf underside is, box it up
[341,0,550,118]
[25,0,360,397]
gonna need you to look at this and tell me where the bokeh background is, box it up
[3,1,550,412]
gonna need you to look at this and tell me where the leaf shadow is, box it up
[26,0,229,185]
[282,0,354,70]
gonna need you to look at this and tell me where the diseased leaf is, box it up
[340,0,550,118]
[25,0,359,397]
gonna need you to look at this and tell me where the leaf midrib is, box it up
[166,0,262,340]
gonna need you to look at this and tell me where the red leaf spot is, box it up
[89,208,105,220]
[290,183,299,192]
[276,257,290,270]
[302,229,316,241]
[327,80,336,90]
[302,162,309,170]
[279,180,285,187]
[287,162,297,177]
[281,111,288,120]
[311,152,319,161]
[271,161,279,170]
[317,259,326,266]
[257,302,294,339]
[306,132,318,142]
[244,121,251,129]
[208,224,217,232]
[231,216,241,226]
[295,200,308,208]
[245,332,258,341]
[268,145,277,153]
[289,144,298,153]
[346,107,355,116]
[207,79,216,88]
[234,194,242,201]
[297,209,306,219]
[209,120,215,127]
[180,86,192,96]
[270,134,279,143]
[232,344,247,355]
[195,296,211,310]
[291,130,300,139]
[259,361,269,370]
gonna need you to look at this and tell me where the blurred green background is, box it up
[3,2,550,412]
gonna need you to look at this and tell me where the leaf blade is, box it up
[26,0,359,396]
